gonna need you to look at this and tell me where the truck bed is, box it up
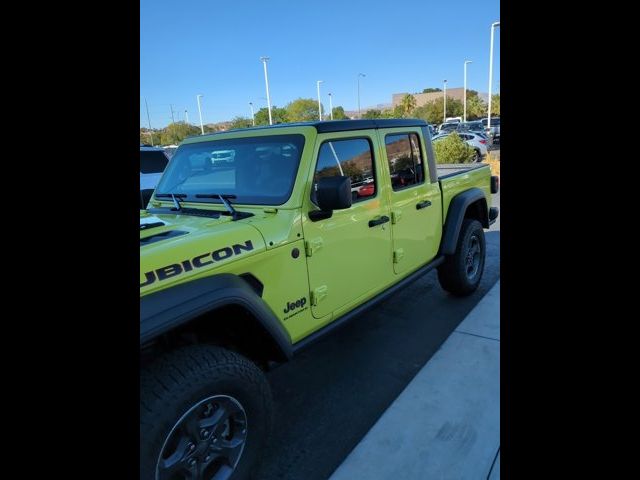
[437,163,488,179]
[436,163,492,221]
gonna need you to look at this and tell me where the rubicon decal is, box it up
[140,240,254,288]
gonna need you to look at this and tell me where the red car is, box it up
[358,183,375,197]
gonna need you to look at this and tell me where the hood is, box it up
[140,209,266,295]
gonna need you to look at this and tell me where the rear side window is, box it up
[313,138,375,204]
[385,133,425,191]
[140,151,169,174]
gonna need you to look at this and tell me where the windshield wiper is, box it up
[195,193,238,218]
[155,193,186,211]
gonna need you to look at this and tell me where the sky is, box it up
[140,0,500,128]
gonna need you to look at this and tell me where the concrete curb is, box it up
[329,280,500,480]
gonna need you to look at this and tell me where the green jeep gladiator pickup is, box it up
[140,119,499,480]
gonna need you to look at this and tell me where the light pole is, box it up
[316,80,324,120]
[196,94,204,135]
[463,60,472,122]
[328,93,333,120]
[260,56,273,125]
[184,109,189,125]
[443,80,447,122]
[487,21,500,130]
[357,73,365,117]
[170,104,175,124]
[249,102,255,126]
[144,98,154,146]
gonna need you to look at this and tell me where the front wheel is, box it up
[140,345,273,480]
[437,219,486,296]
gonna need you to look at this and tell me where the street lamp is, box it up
[328,93,333,120]
[196,95,205,134]
[443,79,447,122]
[249,102,255,126]
[357,73,366,117]
[464,60,472,122]
[144,98,154,146]
[317,80,324,121]
[487,21,500,130]
[260,56,273,125]
[184,109,189,125]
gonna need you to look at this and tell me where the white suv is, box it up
[140,146,170,209]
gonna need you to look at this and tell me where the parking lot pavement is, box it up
[329,281,500,480]
[255,193,501,480]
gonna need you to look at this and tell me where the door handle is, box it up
[416,200,432,210]
[369,215,390,227]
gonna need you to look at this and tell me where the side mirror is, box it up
[316,176,352,211]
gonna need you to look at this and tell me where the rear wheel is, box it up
[472,149,481,162]
[140,345,272,480]
[438,219,485,296]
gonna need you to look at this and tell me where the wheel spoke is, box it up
[157,438,189,480]
[182,414,202,442]
[211,464,234,480]
[201,405,231,433]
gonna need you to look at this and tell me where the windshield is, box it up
[155,134,305,205]
[440,124,458,132]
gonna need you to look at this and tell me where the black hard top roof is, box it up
[188,119,429,140]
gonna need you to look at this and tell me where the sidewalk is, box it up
[329,280,500,480]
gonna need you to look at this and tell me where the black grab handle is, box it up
[368,216,390,227]
[416,200,432,210]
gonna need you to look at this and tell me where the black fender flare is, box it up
[140,273,293,361]
[439,187,488,256]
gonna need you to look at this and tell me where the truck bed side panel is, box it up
[439,164,492,220]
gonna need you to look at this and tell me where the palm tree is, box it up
[401,94,417,117]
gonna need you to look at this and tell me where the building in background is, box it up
[392,88,488,108]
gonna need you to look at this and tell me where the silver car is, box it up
[432,132,489,162]
[140,146,170,209]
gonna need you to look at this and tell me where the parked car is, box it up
[140,146,170,209]
[163,145,178,159]
[481,117,500,144]
[211,149,236,165]
[432,131,488,162]
[438,122,459,135]
[457,121,485,135]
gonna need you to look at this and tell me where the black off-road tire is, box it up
[140,345,273,480]
[438,218,486,296]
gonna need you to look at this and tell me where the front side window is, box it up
[385,133,425,190]
[155,134,305,205]
[312,138,375,204]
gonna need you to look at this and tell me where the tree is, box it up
[229,116,253,130]
[331,106,347,120]
[254,106,288,126]
[382,105,406,119]
[432,133,475,164]
[286,98,323,122]
[411,97,463,124]
[466,95,487,120]
[159,122,201,145]
[490,94,500,116]
[362,109,383,119]
[140,128,161,146]
[401,94,417,116]
[422,88,442,93]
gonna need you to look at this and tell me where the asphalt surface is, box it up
[256,192,500,480]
